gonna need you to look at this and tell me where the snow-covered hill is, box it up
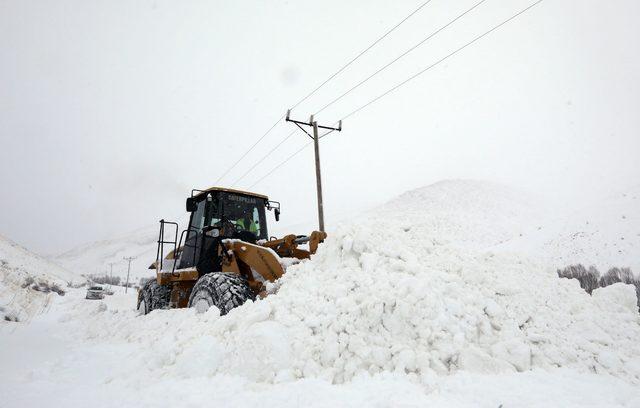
[0,234,77,322]
[495,185,640,272]
[543,188,639,272]
[55,224,161,283]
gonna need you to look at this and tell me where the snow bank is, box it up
[57,180,640,386]
[0,234,76,322]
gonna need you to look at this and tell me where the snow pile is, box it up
[0,234,76,322]
[377,179,545,249]
[214,224,640,383]
[59,180,640,386]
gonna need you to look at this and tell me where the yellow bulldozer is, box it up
[137,187,326,315]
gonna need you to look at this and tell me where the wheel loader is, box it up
[137,187,326,315]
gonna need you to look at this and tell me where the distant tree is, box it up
[558,264,639,312]
[87,274,121,286]
[557,264,599,294]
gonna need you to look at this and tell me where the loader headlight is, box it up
[206,228,220,238]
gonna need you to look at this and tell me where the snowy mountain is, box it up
[0,234,77,322]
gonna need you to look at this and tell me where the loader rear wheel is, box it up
[137,279,171,315]
[188,272,255,315]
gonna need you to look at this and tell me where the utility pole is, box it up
[286,110,342,232]
[107,262,116,292]
[123,257,136,293]
[107,262,115,284]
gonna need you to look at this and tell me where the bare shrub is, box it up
[600,267,635,287]
[67,280,87,288]
[4,313,19,322]
[21,276,35,289]
[49,283,65,296]
[28,280,66,296]
[87,274,121,286]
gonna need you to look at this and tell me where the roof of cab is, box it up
[193,186,269,200]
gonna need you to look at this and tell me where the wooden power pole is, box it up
[286,110,342,232]
[107,262,116,289]
[123,256,136,293]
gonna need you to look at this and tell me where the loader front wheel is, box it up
[137,279,171,315]
[188,272,255,315]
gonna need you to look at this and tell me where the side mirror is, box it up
[186,197,197,212]
[267,200,281,221]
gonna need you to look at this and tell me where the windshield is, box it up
[204,192,267,240]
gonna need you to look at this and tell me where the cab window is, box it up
[219,193,267,239]
[189,198,206,232]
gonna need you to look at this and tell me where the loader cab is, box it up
[186,190,269,240]
[179,188,274,270]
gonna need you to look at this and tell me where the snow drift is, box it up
[59,180,640,386]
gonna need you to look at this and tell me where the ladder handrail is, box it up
[156,220,179,272]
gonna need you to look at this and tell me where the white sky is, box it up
[1,0,639,255]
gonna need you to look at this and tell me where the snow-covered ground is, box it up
[2,180,640,407]
[1,286,638,407]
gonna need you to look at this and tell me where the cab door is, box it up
[179,197,206,269]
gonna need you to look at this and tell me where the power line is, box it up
[213,114,284,185]
[215,0,434,185]
[249,142,312,189]
[341,0,546,122]
[251,0,546,188]
[231,130,297,186]
[314,0,488,116]
[248,125,338,189]
[290,0,434,111]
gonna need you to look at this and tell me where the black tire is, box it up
[137,279,171,315]
[187,272,255,315]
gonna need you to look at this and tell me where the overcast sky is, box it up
[1,0,639,255]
